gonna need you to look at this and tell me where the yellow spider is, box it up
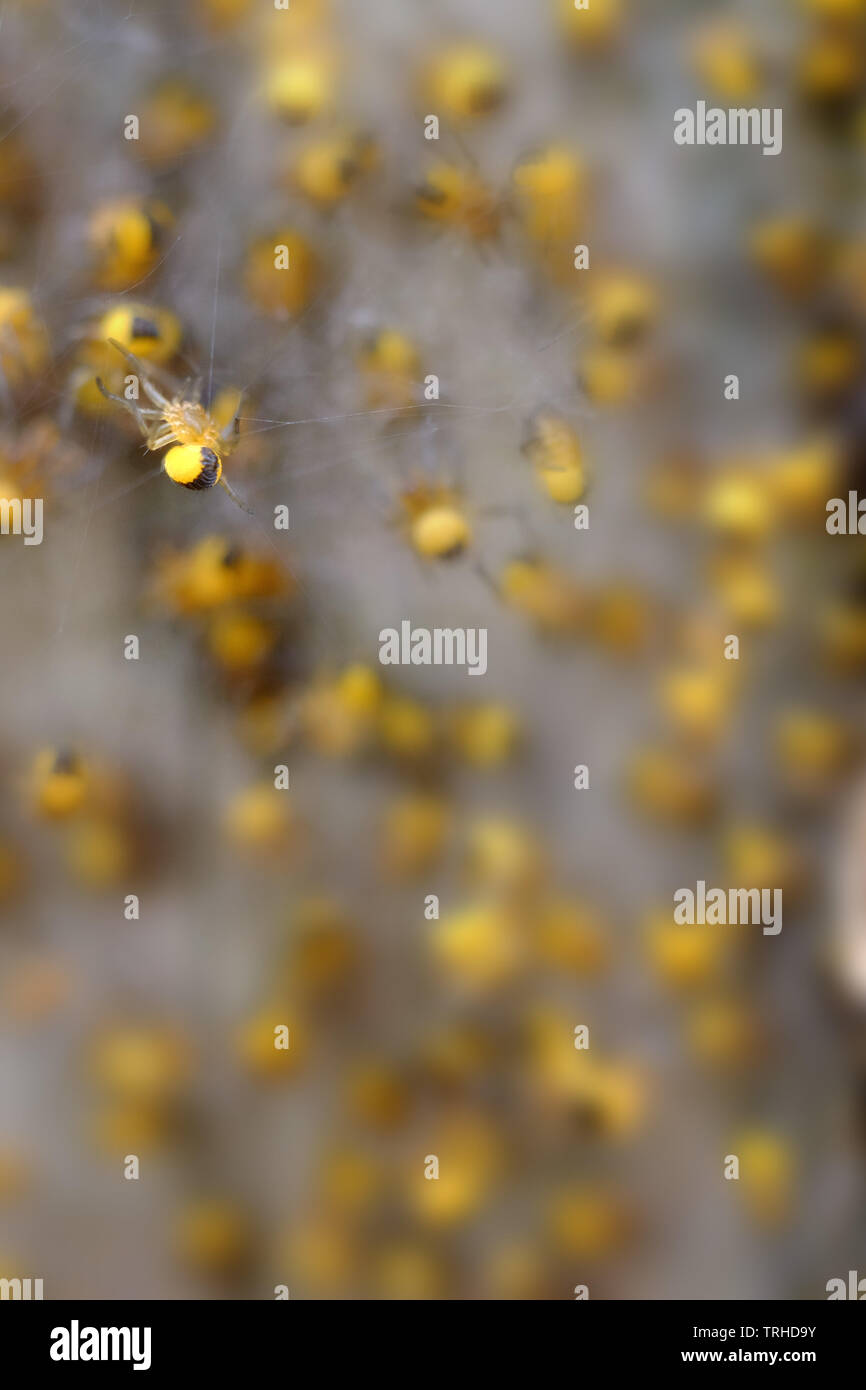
[96,340,250,511]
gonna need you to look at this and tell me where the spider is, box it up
[96,339,251,512]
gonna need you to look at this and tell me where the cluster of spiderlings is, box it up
[1,0,866,1305]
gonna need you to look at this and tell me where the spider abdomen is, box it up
[164,444,222,490]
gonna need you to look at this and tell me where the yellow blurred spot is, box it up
[375,1242,444,1300]
[286,896,358,1000]
[0,288,48,388]
[65,817,131,888]
[88,197,174,292]
[707,551,781,628]
[380,792,450,876]
[646,909,729,989]
[195,0,253,32]
[557,0,624,50]
[284,1216,357,1294]
[0,1151,28,1201]
[702,468,773,542]
[644,452,703,522]
[819,602,866,672]
[224,782,298,853]
[154,535,286,615]
[237,1009,305,1079]
[432,901,524,988]
[486,1242,551,1300]
[355,329,420,409]
[207,610,276,673]
[749,217,829,298]
[658,665,732,744]
[500,557,585,635]
[292,131,378,206]
[90,1026,192,1103]
[466,816,546,894]
[29,748,90,820]
[138,80,215,167]
[264,45,338,124]
[529,1010,648,1137]
[585,271,658,347]
[408,1115,502,1225]
[798,0,866,16]
[346,1061,410,1130]
[690,23,762,101]
[412,505,472,559]
[774,708,851,792]
[629,747,717,825]
[578,344,647,405]
[415,162,500,241]
[768,437,841,521]
[548,1184,632,1257]
[175,1199,250,1274]
[591,583,653,657]
[512,144,586,248]
[244,228,318,319]
[448,702,519,768]
[420,1023,496,1087]
[798,31,863,107]
[420,43,509,120]
[96,301,182,364]
[797,329,860,402]
[535,895,609,975]
[733,1129,795,1227]
[320,1150,382,1217]
[93,1102,171,1156]
[379,694,437,760]
[523,412,586,504]
[302,666,383,758]
[689,998,762,1068]
[723,823,803,897]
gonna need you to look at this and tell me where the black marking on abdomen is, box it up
[184,446,220,490]
[131,316,160,340]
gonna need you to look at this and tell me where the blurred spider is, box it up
[96,339,251,512]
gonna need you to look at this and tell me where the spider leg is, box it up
[119,404,163,418]
[106,339,172,408]
[105,339,149,376]
[141,376,172,410]
[147,428,175,450]
[95,377,154,437]
[218,475,254,515]
[94,377,126,406]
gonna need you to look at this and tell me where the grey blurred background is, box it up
[0,0,864,1299]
